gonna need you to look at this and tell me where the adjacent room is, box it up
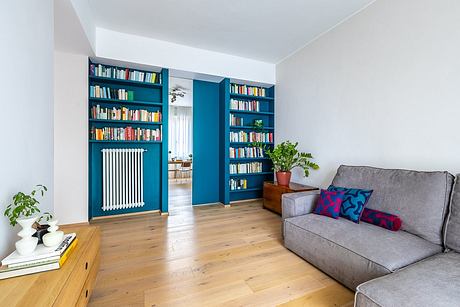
[1,0,459,306]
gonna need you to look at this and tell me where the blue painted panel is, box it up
[219,79,230,205]
[192,80,221,205]
[161,69,169,213]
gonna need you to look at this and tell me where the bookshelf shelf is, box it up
[89,76,162,88]
[230,125,274,130]
[229,109,274,115]
[230,157,270,161]
[230,188,263,193]
[89,140,162,144]
[230,93,274,101]
[229,172,273,177]
[89,119,162,126]
[89,97,163,107]
[88,60,169,219]
[230,142,274,145]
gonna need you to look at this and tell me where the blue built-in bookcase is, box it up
[219,78,275,205]
[88,60,169,219]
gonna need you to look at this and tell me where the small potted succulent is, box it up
[265,141,319,186]
[4,185,52,255]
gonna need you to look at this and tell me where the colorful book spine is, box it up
[230,179,248,190]
[90,105,162,123]
[89,85,134,101]
[229,99,260,112]
[89,63,161,84]
[229,162,263,174]
[90,126,162,142]
[229,147,264,159]
[230,84,266,97]
[229,131,273,143]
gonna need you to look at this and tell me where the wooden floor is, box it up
[89,187,353,307]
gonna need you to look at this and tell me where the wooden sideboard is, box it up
[263,181,318,214]
[0,225,100,307]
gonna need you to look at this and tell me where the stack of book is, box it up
[0,233,77,280]
[229,146,264,159]
[90,85,134,101]
[230,178,248,191]
[230,84,266,97]
[90,126,162,142]
[230,99,260,112]
[91,105,162,123]
[90,63,161,84]
[230,131,273,143]
[229,162,263,174]
[229,114,244,126]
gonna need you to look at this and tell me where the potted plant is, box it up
[265,141,319,186]
[4,185,52,255]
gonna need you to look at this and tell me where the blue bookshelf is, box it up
[219,78,275,204]
[88,60,169,219]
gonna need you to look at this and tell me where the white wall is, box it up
[276,0,460,187]
[96,28,275,85]
[0,0,54,258]
[54,51,88,225]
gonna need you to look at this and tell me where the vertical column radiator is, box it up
[101,148,145,211]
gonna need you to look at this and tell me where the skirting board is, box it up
[230,198,263,205]
[91,209,161,221]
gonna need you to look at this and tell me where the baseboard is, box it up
[90,209,161,221]
[230,198,263,205]
[60,221,90,227]
[192,202,224,207]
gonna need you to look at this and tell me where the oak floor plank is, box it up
[89,183,354,306]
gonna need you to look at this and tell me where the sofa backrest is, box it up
[331,165,454,245]
[445,174,460,252]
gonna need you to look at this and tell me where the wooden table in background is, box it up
[0,225,100,307]
[263,181,318,215]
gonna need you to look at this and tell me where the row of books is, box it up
[230,84,267,97]
[229,131,273,143]
[90,85,134,101]
[230,114,244,126]
[230,179,248,191]
[90,63,161,84]
[90,126,162,142]
[229,146,264,159]
[0,233,77,280]
[229,162,263,174]
[230,99,260,112]
[91,105,162,122]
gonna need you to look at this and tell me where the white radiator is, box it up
[101,148,145,211]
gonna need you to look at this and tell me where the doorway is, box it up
[168,77,193,211]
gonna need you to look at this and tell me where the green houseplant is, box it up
[265,141,319,186]
[4,185,52,255]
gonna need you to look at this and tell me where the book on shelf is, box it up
[229,131,273,143]
[229,162,263,174]
[230,178,248,191]
[229,114,244,126]
[90,126,162,142]
[91,105,162,123]
[90,85,134,101]
[90,63,161,84]
[230,99,260,112]
[0,233,77,280]
[229,146,264,159]
[230,84,266,97]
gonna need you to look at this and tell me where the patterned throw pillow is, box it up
[313,189,346,219]
[328,185,373,223]
[361,208,402,231]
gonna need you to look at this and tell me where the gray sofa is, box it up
[282,165,458,306]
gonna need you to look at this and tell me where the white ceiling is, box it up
[88,0,374,63]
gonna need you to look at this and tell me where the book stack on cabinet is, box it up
[0,233,77,280]
[0,226,100,307]
[219,79,275,205]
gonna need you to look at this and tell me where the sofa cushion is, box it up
[361,208,402,231]
[284,214,442,290]
[313,189,345,219]
[331,165,454,245]
[356,252,460,307]
[327,185,373,223]
[445,174,460,252]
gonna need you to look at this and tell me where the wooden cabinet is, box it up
[0,225,100,307]
[263,181,318,214]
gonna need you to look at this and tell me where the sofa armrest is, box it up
[282,190,320,221]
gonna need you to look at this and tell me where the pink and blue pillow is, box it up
[361,208,402,231]
[327,185,373,223]
[313,189,345,219]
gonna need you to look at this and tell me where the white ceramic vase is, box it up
[15,216,39,256]
[43,219,64,247]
